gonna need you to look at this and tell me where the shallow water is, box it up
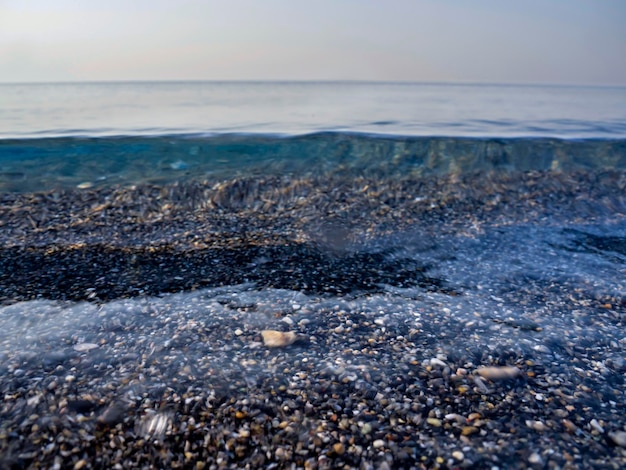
[2,220,624,378]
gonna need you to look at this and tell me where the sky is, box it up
[1,0,625,85]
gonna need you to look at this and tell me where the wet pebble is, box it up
[475,365,521,380]
[260,330,297,347]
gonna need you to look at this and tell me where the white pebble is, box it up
[589,418,604,433]
[73,343,99,352]
[430,358,447,368]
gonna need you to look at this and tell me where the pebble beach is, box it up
[1,166,625,469]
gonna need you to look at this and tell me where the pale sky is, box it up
[1,0,625,85]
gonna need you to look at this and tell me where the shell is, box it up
[260,330,297,348]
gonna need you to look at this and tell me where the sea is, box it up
[0,82,625,466]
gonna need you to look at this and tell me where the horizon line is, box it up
[1,78,625,89]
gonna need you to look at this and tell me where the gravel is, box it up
[0,168,625,468]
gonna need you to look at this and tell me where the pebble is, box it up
[333,442,345,455]
[0,170,625,469]
[430,358,447,367]
[526,420,547,432]
[97,402,127,426]
[74,460,87,470]
[461,426,479,436]
[609,431,626,447]
[372,439,385,449]
[73,343,99,352]
[589,418,604,433]
[260,330,297,347]
[476,366,521,380]
[427,418,442,427]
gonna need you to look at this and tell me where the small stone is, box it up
[65,375,76,383]
[430,358,446,368]
[528,452,542,465]
[444,413,464,423]
[77,182,93,189]
[427,418,442,427]
[562,419,578,433]
[260,330,297,348]
[461,426,479,436]
[452,451,464,461]
[476,366,521,380]
[74,460,87,470]
[589,418,604,433]
[608,431,626,447]
[73,343,99,352]
[98,402,127,426]
[526,420,547,431]
[333,442,345,455]
[234,328,243,336]
[372,439,385,449]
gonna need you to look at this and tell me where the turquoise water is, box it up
[1,133,625,192]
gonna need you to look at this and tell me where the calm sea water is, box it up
[1,81,626,192]
[1,81,626,139]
